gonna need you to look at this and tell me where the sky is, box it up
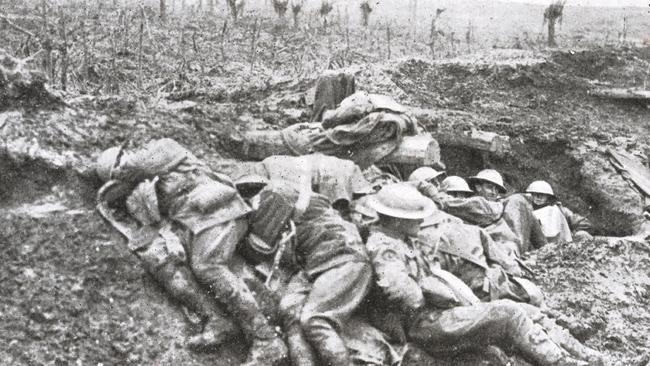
[501,0,647,7]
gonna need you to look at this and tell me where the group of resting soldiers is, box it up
[94,138,601,366]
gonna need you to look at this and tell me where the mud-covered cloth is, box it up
[280,274,404,366]
[341,318,406,366]
[279,264,373,365]
[362,165,402,190]
[282,93,418,169]
[260,154,373,207]
[110,138,251,234]
[502,194,548,253]
[407,300,572,366]
[253,181,371,365]
[282,114,417,169]
[320,92,408,129]
[96,180,236,335]
[365,225,592,366]
[418,182,523,258]
[419,215,539,305]
[108,138,278,344]
[310,72,356,122]
[250,180,369,277]
[365,226,479,315]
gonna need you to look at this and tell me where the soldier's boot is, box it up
[187,313,240,350]
[285,324,318,366]
[241,334,289,366]
[520,304,604,366]
[156,263,238,350]
[503,303,588,366]
[536,317,604,366]
[198,268,287,366]
[484,345,516,366]
[302,317,351,366]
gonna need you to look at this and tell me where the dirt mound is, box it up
[550,49,623,79]
[532,236,650,365]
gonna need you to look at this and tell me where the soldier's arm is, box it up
[415,181,503,226]
[111,139,189,183]
[481,228,523,276]
[367,239,424,311]
[559,205,593,233]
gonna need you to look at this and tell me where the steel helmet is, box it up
[235,174,269,190]
[368,183,437,220]
[440,176,473,194]
[408,167,445,183]
[352,195,378,218]
[526,180,555,197]
[469,169,506,193]
[95,146,122,182]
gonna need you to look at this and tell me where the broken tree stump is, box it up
[0,48,62,110]
[231,130,441,167]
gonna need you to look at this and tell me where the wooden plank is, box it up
[590,88,650,101]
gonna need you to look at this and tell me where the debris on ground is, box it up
[0,49,62,110]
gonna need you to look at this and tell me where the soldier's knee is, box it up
[279,295,304,327]
[299,312,314,330]
[491,299,527,321]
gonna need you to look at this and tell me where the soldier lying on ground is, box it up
[238,153,374,211]
[236,176,410,366]
[96,179,238,350]
[95,139,287,366]
[352,192,540,305]
[526,180,594,244]
[363,183,600,366]
[236,177,372,366]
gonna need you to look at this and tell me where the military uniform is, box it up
[250,181,372,366]
[102,139,283,356]
[97,178,238,349]
[365,225,592,366]
[419,210,541,305]
[502,194,548,253]
[533,203,593,244]
[419,182,546,257]
[526,181,593,244]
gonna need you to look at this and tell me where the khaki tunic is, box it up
[111,138,251,234]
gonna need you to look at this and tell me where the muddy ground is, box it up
[2,26,650,366]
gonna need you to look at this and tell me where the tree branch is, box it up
[0,15,37,38]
